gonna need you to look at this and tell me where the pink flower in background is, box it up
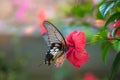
[108,20,120,39]
[38,9,47,35]
[93,20,105,27]
[66,30,89,69]
[83,72,99,80]
[12,0,21,5]
[15,0,29,21]
[92,0,101,5]
[24,25,36,36]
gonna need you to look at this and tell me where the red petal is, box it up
[66,47,89,69]
[72,31,86,51]
[116,29,120,36]
[113,20,120,28]
[109,20,120,37]
[66,30,86,50]
[66,30,78,47]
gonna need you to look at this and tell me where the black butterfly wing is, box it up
[43,21,67,49]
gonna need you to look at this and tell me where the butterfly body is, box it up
[45,43,64,65]
[43,21,68,66]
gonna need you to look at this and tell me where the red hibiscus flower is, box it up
[113,20,120,36]
[108,20,120,39]
[66,30,90,69]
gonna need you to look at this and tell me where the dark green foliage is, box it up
[91,29,108,43]
[96,9,104,20]
[91,29,112,64]
[60,0,120,79]
[99,1,115,17]
[112,40,120,52]
[0,51,28,80]
[112,27,120,37]
[0,35,29,80]
[70,1,92,18]
[105,12,120,27]
[99,0,120,18]
[101,41,111,64]
[98,0,120,79]
[109,52,120,80]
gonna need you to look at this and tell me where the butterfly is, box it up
[43,21,68,66]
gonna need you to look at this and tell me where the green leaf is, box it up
[91,35,102,43]
[96,9,104,20]
[91,29,108,43]
[101,41,111,63]
[0,51,5,60]
[112,26,120,37]
[70,1,92,18]
[109,52,120,80]
[100,29,108,38]
[116,0,120,3]
[96,0,104,19]
[112,40,120,52]
[99,1,115,17]
[105,12,120,27]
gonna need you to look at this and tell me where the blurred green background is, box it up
[0,0,120,80]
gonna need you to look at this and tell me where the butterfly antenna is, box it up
[38,58,45,67]
[38,51,46,67]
